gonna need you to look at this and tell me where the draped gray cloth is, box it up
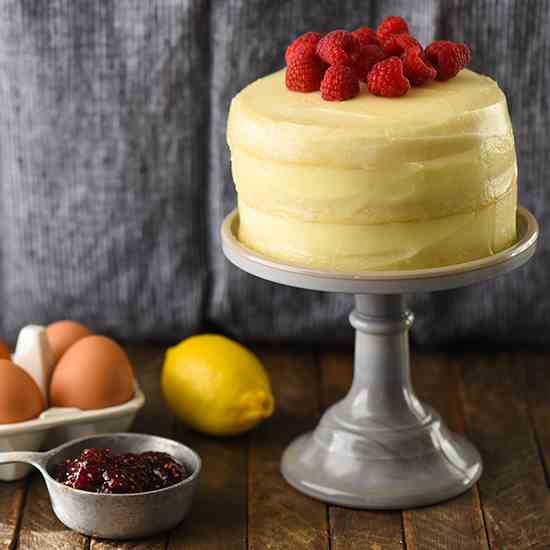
[0,0,547,347]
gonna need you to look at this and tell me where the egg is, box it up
[46,320,92,362]
[0,359,44,423]
[0,339,10,360]
[49,335,134,410]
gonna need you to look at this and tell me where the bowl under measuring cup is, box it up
[0,432,201,539]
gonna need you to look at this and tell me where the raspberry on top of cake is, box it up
[285,16,471,101]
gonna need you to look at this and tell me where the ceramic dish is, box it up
[0,325,146,481]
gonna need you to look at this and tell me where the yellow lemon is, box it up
[161,334,275,437]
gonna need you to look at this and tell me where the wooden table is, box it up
[1,345,550,549]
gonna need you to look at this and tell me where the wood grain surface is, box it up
[462,354,550,549]
[167,430,247,550]
[0,481,26,550]
[524,353,550,484]
[1,345,550,549]
[248,349,327,550]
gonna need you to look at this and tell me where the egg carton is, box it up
[0,326,146,480]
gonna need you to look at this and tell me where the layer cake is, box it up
[227,67,517,271]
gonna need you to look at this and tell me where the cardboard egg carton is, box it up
[0,326,145,480]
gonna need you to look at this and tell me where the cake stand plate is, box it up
[221,207,538,509]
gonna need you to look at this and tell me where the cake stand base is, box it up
[221,207,538,509]
[281,294,481,509]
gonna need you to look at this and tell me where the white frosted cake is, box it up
[227,40,517,271]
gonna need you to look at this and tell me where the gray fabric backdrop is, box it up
[0,0,547,347]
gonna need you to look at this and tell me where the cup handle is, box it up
[0,451,47,470]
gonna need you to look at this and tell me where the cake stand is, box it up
[221,207,538,509]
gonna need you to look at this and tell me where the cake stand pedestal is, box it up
[221,207,538,509]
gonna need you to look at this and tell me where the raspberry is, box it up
[288,41,319,63]
[320,65,359,101]
[377,16,409,42]
[401,47,436,86]
[425,40,471,81]
[317,30,361,66]
[367,57,410,97]
[353,44,387,82]
[382,33,421,56]
[352,26,381,48]
[285,48,327,92]
[285,32,322,64]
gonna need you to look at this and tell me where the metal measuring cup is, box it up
[0,432,201,539]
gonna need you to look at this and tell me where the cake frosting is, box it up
[227,68,517,271]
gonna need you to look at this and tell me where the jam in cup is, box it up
[54,447,188,494]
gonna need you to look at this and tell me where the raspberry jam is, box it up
[53,448,187,494]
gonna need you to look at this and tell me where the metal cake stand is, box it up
[221,207,538,509]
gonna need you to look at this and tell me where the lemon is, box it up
[161,334,275,437]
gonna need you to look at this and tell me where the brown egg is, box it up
[46,320,92,362]
[49,335,134,410]
[0,359,44,423]
[0,339,10,360]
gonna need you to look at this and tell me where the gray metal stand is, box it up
[281,293,481,508]
[221,207,538,508]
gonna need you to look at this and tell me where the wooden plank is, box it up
[167,430,247,550]
[17,473,88,550]
[0,480,26,550]
[90,344,173,549]
[320,352,404,550]
[248,348,328,550]
[125,344,174,438]
[403,354,489,550]
[461,353,550,549]
[91,537,165,550]
[524,353,550,484]
[329,509,404,550]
